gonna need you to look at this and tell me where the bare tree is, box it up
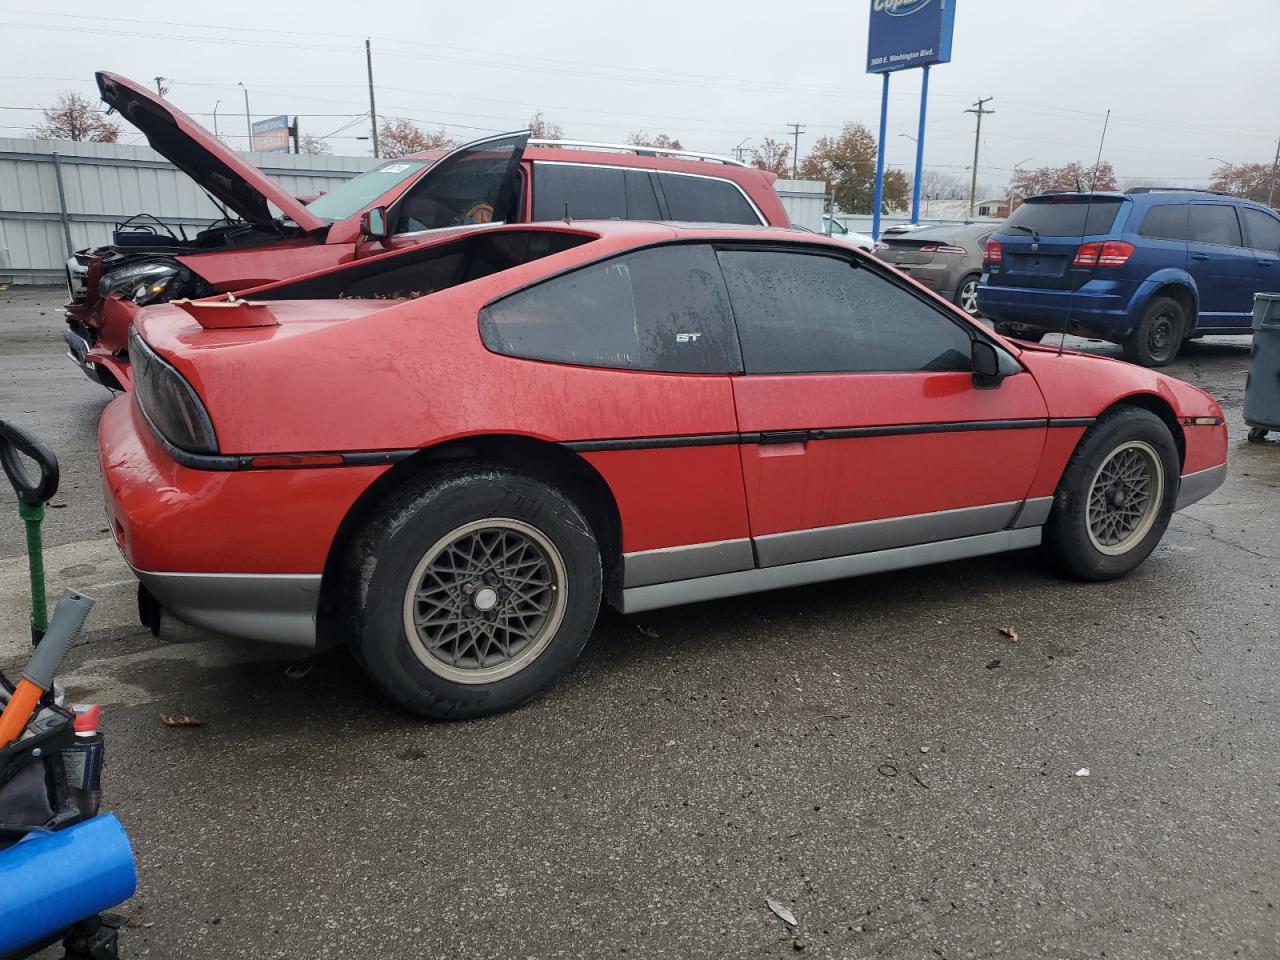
[1008,161,1117,209]
[33,91,121,143]
[626,130,684,151]
[916,168,969,201]
[750,137,791,178]
[378,118,455,159]
[1210,161,1280,204]
[527,111,564,140]
[298,134,332,156]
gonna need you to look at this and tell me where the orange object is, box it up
[0,678,45,749]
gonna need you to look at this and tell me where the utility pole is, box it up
[1269,135,1280,208]
[787,122,805,178]
[212,100,221,140]
[238,82,252,151]
[154,77,168,98]
[733,137,751,163]
[366,38,380,159]
[965,97,994,218]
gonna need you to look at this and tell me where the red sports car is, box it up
[98,221,1228,719]
[65,73,786,390]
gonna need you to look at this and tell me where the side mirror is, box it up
[972,339,1004,387]
[359,206,389,241]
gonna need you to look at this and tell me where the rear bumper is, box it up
[976,280,1134,339]
[134,567,322,647]
[99,395,389,646]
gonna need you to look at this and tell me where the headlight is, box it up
[129,328,219,455]
[100,261,183,306]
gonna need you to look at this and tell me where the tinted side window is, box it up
[656,173,761,224]
[532,164,626,221]
[1189,204,1243,247]
[718,249,973,375]
[479,244,741,374]
[1242,207,1280,253]
[1138,204,1188,241]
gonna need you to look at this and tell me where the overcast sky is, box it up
[1,0,1275,191]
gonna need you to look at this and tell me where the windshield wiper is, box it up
[1008,224,1041,244]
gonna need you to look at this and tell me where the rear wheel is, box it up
[1044,407,1180,580]
[1123,296,1185,367]
[954,273,982,317]
[341,464,602,719]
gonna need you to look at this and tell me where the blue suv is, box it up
[977,188,1280,366]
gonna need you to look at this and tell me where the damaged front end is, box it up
[64,247,216,390]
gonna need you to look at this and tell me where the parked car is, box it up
[874,221,994,316]
[65,72,788,389]
[977,188,1280,366]
[99,220,1227,719]
[821,216,876,252]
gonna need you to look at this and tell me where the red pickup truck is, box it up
[64,72,789,389]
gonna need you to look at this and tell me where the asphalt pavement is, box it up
[2,287,1278,959]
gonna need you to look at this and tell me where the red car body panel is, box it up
[98,221,1228,648]
[100,399,383,575]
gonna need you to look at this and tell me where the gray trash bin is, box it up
[1244,292,1280,442]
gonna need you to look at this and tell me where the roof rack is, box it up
[528,138,749,168]
[1124,186,1233,197]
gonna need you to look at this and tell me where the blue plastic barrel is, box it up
[0,814,137,955]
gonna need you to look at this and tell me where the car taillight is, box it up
[983,238,1003,264]
[129,327,219,455]
[1073,240,1134,268]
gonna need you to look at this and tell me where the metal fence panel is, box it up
[0,138,376,283]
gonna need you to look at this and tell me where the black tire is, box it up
[1044,407,1180,581]
[994,322,1046,343]
[339,464,602,719]
[1123,296,1186,367]
[1248,427,1269,443]
[954,273,982,317]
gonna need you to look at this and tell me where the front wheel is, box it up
[1044,407,1180,581]
[1123,296,1186,367]
[340,465,602,719]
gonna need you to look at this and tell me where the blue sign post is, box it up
[866,0,956,240]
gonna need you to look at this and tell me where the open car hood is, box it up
[96,71,327,234]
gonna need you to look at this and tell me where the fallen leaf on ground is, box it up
[284,663,313,680]
[1075,767,1090,777]
[160,713,203,727]
[766,898,797,926]
[999,626,1020,642]
[985,659,1002,670]
[635,625,660,639]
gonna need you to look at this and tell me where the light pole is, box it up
[212,100,221,140]
[1008,156,1033,214]
[733,137,751,163]
[238,82,252,151]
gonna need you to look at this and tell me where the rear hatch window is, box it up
[1004,196,1124,238]
[990,196,1127,290]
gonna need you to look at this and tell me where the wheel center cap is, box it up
[473,587,499,612]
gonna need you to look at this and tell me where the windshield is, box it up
[1005,197,1124,238]
[304,160,434,221]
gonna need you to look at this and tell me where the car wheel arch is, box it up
[316,434,624,644]
[1088,393,1186,471]
[1131,273,1198,333]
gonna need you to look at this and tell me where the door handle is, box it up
[1191,253,1210,261]
[757,430,809,445]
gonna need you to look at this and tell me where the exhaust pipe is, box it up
[0,814,137,956]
